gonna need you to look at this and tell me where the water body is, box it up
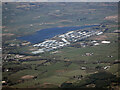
[18,25,99,44]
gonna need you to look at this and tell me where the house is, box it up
[2,81,7,85]
[94,43,100,46]
[104,66,110,70]
[86,84,95,88]
[81,67,86,70]
[101,41,110,44]
[21,42,30,46]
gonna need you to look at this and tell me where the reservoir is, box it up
[18,25,99,44]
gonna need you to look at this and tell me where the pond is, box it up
[18,25,99,44]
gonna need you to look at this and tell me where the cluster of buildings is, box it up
[32,29,103,54]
